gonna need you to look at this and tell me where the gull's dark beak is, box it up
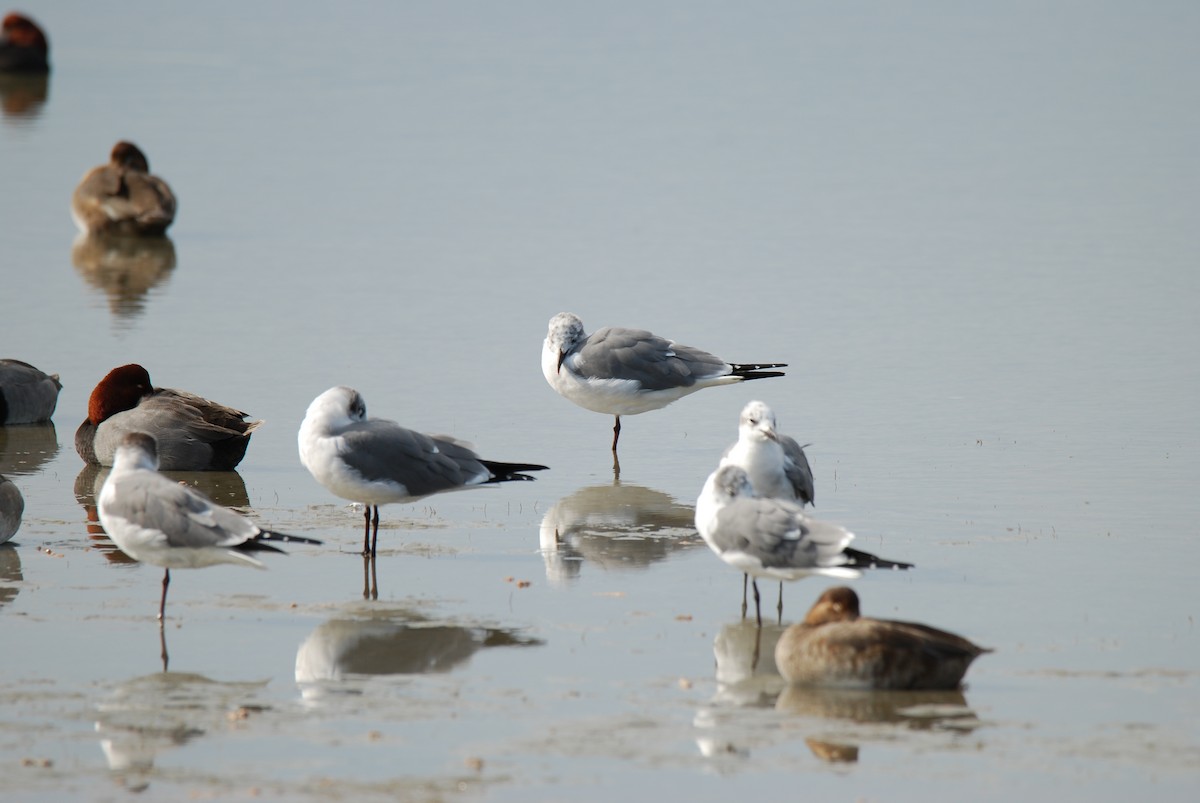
[556,349,566,374]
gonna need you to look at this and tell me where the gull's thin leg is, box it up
[741,574,749,619]
[776,582,784,625]
[370,506,380,557]
[362,554,372,600]
[611,415,622,452]
[751,621,762,672]
[158,568,170,621]
[362,506,371,556]
[612,451,621,478]
[159,622,169,673]
[752,579,762,629]
[368,553,378,600]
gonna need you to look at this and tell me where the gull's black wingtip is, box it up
[843,546,913,571]
[482,460,550,483]
[730,362,787,381]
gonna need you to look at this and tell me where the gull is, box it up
[694,465,912,626]
[775,586,991,690]
[720,400,814,620]
[541,313,786,459]
[298,386,548,557]
[97,432,321,621]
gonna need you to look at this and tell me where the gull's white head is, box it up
[711,464,755,501]
[304,386,368,430]
[545,312,586,373]
[738,400,778,442]
[113,431,160,471]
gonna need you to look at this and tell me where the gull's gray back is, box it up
[577,327,729,391]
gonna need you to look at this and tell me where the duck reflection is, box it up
[0,544,21,608]
[95,671,268,789]
[71,233,176,322]
[0,422,59,475]
[538,480,699,585]
[0,73,47,119]
[296,608,541,698]
[74,464,250,564]
[777,686,980,763]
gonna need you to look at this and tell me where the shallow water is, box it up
[2,2,1198,800]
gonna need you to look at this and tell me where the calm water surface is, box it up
[2,2,1198,800]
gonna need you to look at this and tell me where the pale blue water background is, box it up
[2,1,1198,800]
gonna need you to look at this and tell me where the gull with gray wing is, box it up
[298,386,548,556]
[695,465,912,626]
[97,432,321,621]
[720,400,815,620]
[541,313,786,459]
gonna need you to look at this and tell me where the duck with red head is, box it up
[75,364,262,471]
[71,141,177,236]
[0,13,49,74]
[774,587,991,691]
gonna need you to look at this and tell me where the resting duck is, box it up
[0,358,61,423]
[775,587,991,690]
[75,364,261,471]
[0,472,22,543]
[71,141,177,236]
[0,13,49,74]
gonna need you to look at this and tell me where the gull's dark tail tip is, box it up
[843,546,914,571]
[239,530,324,555]
[731,362,787,381]
[482,460,550,483]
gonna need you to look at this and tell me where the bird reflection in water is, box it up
[0,73,47,120]
[71,233,176,323]
[694,621,788,762]
[0,422,59,476]
[74,463,251,564]
[538,480,699,585]
[776,686,981,763]
[0,544,21,608]
[94,671,268,791]
[295,608,541,700]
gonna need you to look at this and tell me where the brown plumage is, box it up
[75,364,261,471]
[774,587,991,690]
[71,142,177,236]
[0,13,49,74]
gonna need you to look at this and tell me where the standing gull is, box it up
[720,400,815,619]
[694,465,912,626]
[541,313,786,459]
[97,432,321,622]
[298,386,548,557]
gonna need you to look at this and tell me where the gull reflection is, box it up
[74,464,251,564]
[0,422,59,475]
[693,621,788,762]
[95,671,268,790]
[0,73,48,120]
[538,480,699,585]
[71,233,176,322]
[296,607,541,700]
[0,544,21,608]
